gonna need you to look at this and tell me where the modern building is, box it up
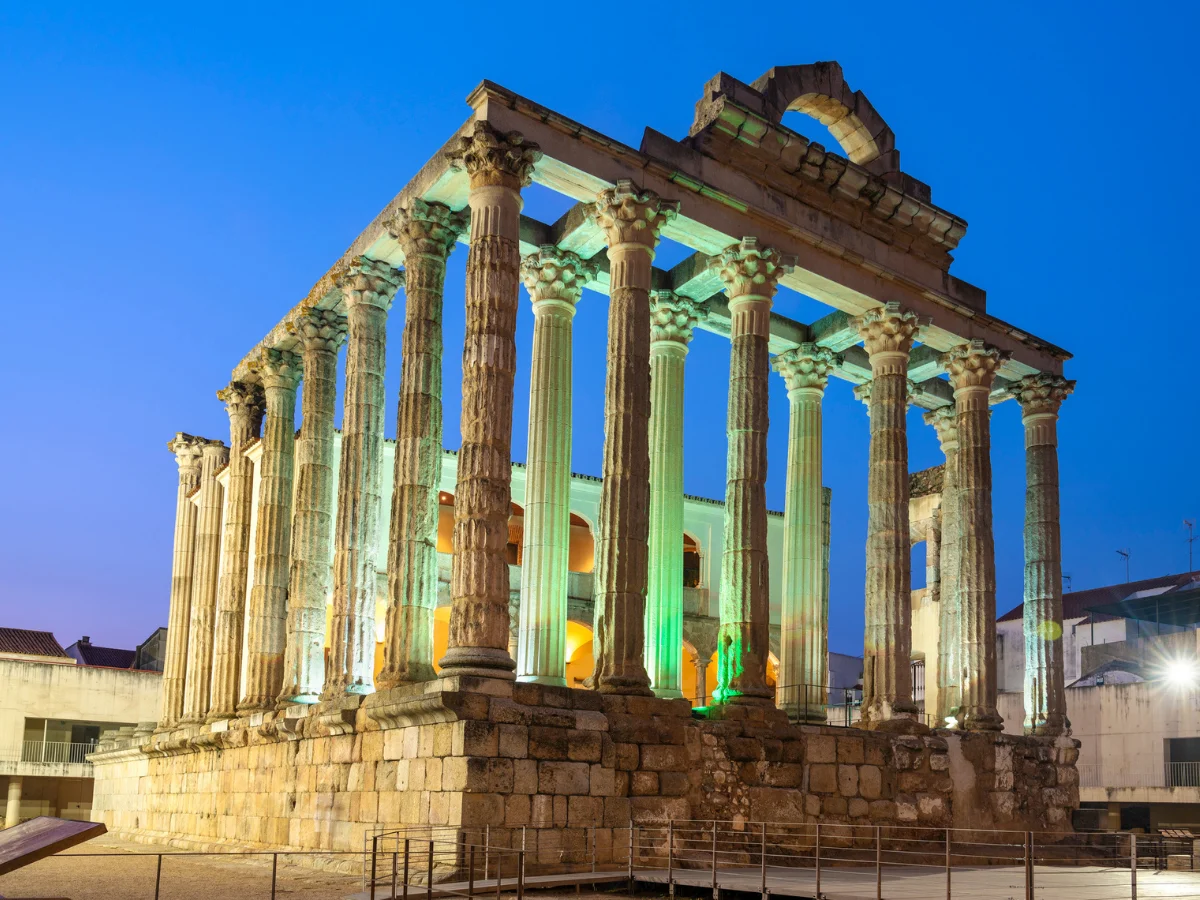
[0,627,162,827]
[995,572,1200,831]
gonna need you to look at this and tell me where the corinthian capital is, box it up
[448,122,541,190]
[942,340,1010,391]
[853,378,919,410]
[772,343,837,392]
[217,381,265,433]
[591,180,679,251]
[649,291,705,345]
[1010,372,1075,419]
[923,406,959,453]
[520,246,597,311]
[337,256,403,311]
[856,302,922,358]
[708,237,796,301]
[385,199,468,261]
[286,308,347,355]
[168,432,205,483]
[250,347,302,391]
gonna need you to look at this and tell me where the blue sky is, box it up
[1,2,1196,656]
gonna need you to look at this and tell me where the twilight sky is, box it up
[1,2,1196,656]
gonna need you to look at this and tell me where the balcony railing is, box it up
[18,740,96,766]
[1079,761,1200,789]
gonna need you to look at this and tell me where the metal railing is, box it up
[774,683,942,728]
[1079,761,1200,789]
[16,740,96,766]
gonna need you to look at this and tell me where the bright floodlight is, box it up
[1166,658,1198,687]
[944,715,958,729]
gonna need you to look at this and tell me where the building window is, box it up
[911,658,926,704]
[683,534,701,588]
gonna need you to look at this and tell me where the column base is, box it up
[652,686,684,700]
[960,707,1005,732]
[437,647,516,681]
[597,674,654,696]
[1024,712,1070,737]
[377,662,438,691]
[860,698,927,734]
[276,690,320,707]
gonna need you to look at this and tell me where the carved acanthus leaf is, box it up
[772,342,838,392]
[707,237,796,300]
[336,256,404,311]
[520,246,598,307]
[923,405,959,452]
[1009,372,1075,417]
[942,340,1009,391]
[649,291,706,344]
[385,199,468,260]
[447,122,541,189]
[591,180,679,250]
[855,302,922,357]
[249,347,302,391]
[286,308,347,354]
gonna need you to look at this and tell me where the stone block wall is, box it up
[90,676,1078,855]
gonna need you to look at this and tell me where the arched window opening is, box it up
[437,491,454,553]
[507,502,524,566]
[683,533,702,588]
[568,513,594,574]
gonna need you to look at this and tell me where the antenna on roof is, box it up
[1186,520,1196,573]
[1116,548,1131,583]
[1063,573,1073,593]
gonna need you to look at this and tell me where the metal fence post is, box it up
[814,824,821,899]
[591,826,597,874]
[945,828,951,900]
[469,846,476,898]
[371,838,378,900]
[667,820,675,898]
[393,851,399,900]
[875,826,882,900]
[1025,831,1034,900]
[271,852,279,900]
[518,849,526,900]
[1131,833,1138,900]
[427,841,434,900]
[154,854,162,900]
[483,825,490,883]
[403,839,410,900]
[711,822,719,900]
[760,822,767,899]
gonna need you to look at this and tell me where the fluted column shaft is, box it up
[591,181,677,695]
[440,125,540,679]
[324,258,402,697]
[279,310,345,704]
[645,293,702,699]
[944,340,1007,732]
[711,239,792,706]
[159,434,204,728]
[181,441,229,723]
[773,345,835,720]
[208,383,263,720]
[377,202,465,689]
[858,303,921,729]
[926,407,962,723]
[1015,374,1074,735]
[515,248,594,685]
[240,350,301,711]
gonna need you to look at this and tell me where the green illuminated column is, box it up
[857,303,921,730]
[772,344,836,721]
[208,381,264,720]
[279,309,346,704]
[181,439,229,723]
[925,406,962,724]
[516,247,595,685]
[591,180,677,695]
[377,201,466,689]
[1012,373,1074,736]
[324,258,404,697]
[645,291,704,699]
[159,433,205,728]
[239,348,301,712]
[943,340,1007,732]
[439,124,541,679]
[710,238,793,706]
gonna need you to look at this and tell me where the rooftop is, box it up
[0,628,70,660]
[999,571,1200,625]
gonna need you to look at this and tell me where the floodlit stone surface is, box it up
[1012,373,1074,736]
[378,201,466,688]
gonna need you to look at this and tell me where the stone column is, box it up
[181,439,230,723]
[694,657,710,706]
[645,291,704,699]
[943,340,1007,732]
[1013,373,1075,736]
[239,349,301,711]
[925,406,962,724]
[159,434,205,728]
[207,382,264,720]
[773,344,836,721]
[514,247,595,685]
[857,302,922,730]
[279,309,346,704]
[325,258,404,697]
[4,776,21,828]
[377,201,467,689]
[590,180,678,695]
[439,124,541,679]
[710,238,792,706]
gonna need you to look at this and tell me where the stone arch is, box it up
[683,530,702,588]
[568,510,595,573]
[751,62,897,173]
